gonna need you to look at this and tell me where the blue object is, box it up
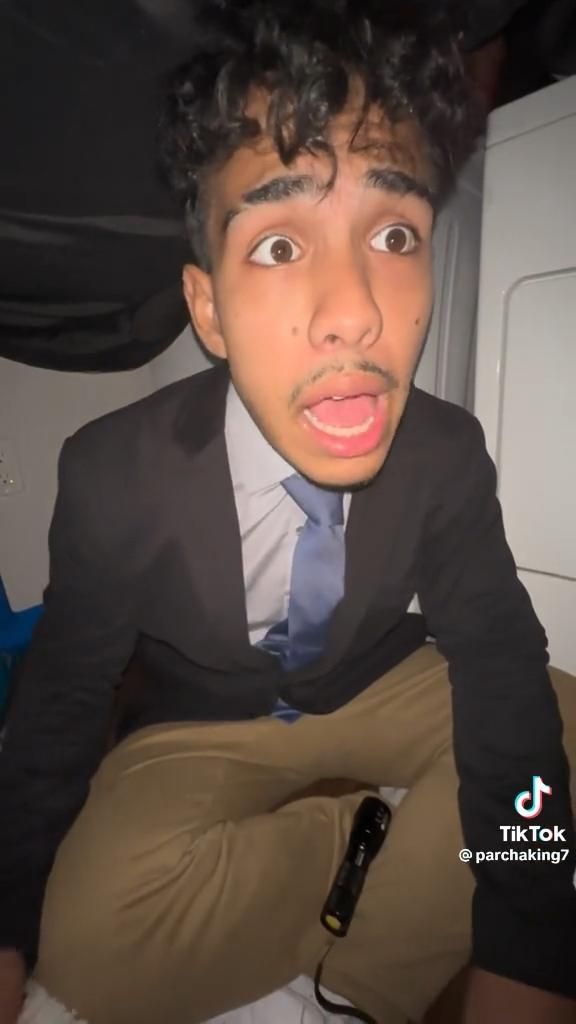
[0,577,43,650]
[0,577,43,713]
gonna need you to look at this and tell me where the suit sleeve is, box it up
[0,434,138,963]
[417,413,576,997]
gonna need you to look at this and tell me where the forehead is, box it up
[207,97,432,214]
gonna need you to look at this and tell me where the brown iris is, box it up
[385,227,410,253]
[270,238,294,263]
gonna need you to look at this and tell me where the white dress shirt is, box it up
[224,383,351,646]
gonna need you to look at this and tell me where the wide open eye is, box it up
[249,235,302,266]
[371,224,420,255]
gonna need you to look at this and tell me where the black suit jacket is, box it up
[1,363,575,994]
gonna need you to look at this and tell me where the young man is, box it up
[1,2,575,1022]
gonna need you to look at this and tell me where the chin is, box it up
[294,445,389,491]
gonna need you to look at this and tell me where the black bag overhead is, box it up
[0,0,197,372]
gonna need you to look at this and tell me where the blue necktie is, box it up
[259,474,345,720]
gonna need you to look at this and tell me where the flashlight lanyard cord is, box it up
[313,947,378,1024]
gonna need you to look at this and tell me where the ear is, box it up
[182,264,227,360]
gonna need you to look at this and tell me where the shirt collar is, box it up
[225,381,295,495]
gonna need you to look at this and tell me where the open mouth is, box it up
[298,380,389,458]
[303,394,378,437]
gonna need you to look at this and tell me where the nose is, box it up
[308,255,383,352]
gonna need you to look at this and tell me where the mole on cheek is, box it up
[414,318,421,325]
[291,325,299,336]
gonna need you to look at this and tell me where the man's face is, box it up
[183,100,435,488]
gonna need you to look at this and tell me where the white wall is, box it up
[0,327,212,610]
[415,147,483,410]
[148,323,213,391]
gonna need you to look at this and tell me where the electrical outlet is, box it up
[0,439,24,496]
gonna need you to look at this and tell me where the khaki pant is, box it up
[36,646,576,1024]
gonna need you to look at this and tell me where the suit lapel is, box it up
[173,362,270,665]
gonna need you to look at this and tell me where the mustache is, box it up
[289,360,399,407]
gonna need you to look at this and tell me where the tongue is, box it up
[308,394,377,427]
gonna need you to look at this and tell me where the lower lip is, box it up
[299,394,388,458]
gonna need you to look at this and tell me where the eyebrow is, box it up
[363,167,434,205]
[221,166,435,233]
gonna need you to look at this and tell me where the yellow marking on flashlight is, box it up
[324,914,343,932]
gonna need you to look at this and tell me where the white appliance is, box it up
[474,74,576,674]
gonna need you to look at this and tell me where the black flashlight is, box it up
[320,796,391,938]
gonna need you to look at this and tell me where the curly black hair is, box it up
[159,0,483,268]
